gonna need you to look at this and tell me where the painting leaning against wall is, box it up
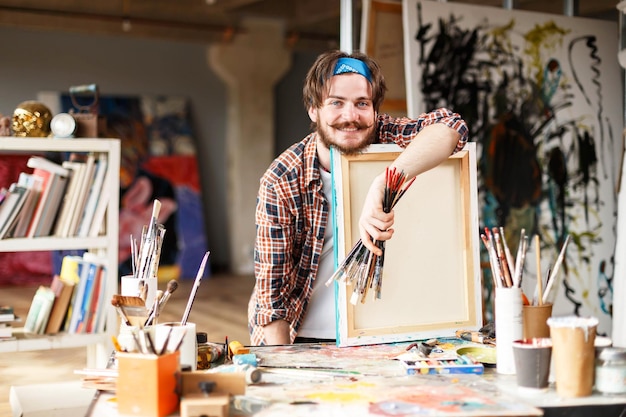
[402,0,622,335]
[51,93,211,282]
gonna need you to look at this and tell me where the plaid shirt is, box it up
[248,108,469,345]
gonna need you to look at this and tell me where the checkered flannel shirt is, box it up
[248,108,469,345]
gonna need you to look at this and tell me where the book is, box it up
[59,255,87,332]
[73,261,99,333]
[26,156,70,237]
[0,323,13,338]
[0,187,8,205]
[67,154,95,237]
[44,274,76,334]
[53,161,83,237]
[12,173,44,238]
[0,305,15,322]
[68,252,105,334]
[23,286,56,334]
[77,154,108,237]
[0,183,29,239]
[85,264,106,333]
[87,165,112,237]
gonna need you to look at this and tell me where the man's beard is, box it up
[317,121,376,156]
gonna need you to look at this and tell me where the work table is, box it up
[85,339,626,416]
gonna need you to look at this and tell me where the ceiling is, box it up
[0,0,620,51]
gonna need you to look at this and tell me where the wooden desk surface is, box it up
[88,339,626,417]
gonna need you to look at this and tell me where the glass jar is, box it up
[595,347,626,395]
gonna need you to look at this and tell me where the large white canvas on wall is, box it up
[402,0,622,336]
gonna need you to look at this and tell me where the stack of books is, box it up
[0,152,110,240]
[23,253,108,335]
[0,305,17,339]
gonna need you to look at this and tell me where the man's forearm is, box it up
[391,123,461,179]
[262,319,291,345]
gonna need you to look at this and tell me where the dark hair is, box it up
[302,50,387,113]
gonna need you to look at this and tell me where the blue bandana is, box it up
[333,57,372,83]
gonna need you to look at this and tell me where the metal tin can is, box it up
[595,347,626,395]
[196,332,225,370]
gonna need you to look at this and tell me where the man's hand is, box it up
[262,319,291,345]
[358,172,395,256]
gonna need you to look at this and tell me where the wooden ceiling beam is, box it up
[0,7,235,43]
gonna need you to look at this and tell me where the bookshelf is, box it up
[0,137,120,367]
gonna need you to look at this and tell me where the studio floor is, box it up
[0,272,255,417]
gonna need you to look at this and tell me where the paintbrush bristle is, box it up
[112,294,146,307]
[166,279,178,293]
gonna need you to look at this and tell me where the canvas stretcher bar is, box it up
[331,143,481,346]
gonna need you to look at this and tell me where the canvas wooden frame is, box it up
[360,0,406,116]
[331,143,481,346]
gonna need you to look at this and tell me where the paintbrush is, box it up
[480,232,501,288]
[542,234,571,304]
[493,228,513,287]
[144,290,164,326]
[145,280,178,326]
[159,326,173,355]
[138,280,148,303]
[535,234,543,306]
[111,294,148,327]
[136,199,161,280]
[499,227,516,278]
[512,229,526,287]
[111,297,132,327]
[181,251,210,325]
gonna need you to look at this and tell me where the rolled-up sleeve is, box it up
[378,107,469,152]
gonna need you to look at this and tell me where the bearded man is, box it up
[248,50,469,345]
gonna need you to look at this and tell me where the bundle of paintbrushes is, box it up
[130,199,166,283]
[326,167,415,304]
[480,226,529,290]
[480,227,571,305]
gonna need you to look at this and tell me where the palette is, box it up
[456,346,497,367]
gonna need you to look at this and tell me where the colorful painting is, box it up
[61,94,210,280]
[402,0,622,335]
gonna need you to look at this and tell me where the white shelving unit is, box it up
[0,137,120,367]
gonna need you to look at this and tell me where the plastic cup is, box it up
[522,303,553,339]
[547,316,598,397]
[512,338,552,390]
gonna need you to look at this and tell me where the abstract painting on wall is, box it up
[402,0,622,335]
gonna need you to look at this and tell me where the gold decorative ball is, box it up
[12,100,52,137]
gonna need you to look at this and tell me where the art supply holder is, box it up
[495,286,523,374]
[155,321,198,371]
[116,351,180,417]
[522,302,552,339]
